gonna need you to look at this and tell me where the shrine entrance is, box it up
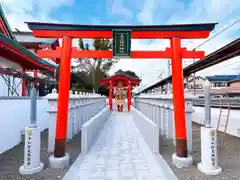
[26,22,216,161]
[100,70,141,112]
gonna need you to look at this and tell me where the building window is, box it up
[213,82,226,87]
[195,84,203,89]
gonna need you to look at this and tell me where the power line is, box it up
[193,17,240,50]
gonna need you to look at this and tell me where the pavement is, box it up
[63,110,176,180]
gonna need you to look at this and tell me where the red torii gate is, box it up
[26,22,216,164]
[100,71,141,112]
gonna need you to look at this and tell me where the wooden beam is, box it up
[37,47,204,59]
[33,30,211,39]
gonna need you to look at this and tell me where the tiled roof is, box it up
[0,5,15,40]
[0,5,57,72]
[13,31,57,44]
[205,75,240,82]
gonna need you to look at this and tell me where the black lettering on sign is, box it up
[210,133,216,167]
[26,135,32,166]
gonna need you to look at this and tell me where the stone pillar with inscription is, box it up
[19,85,44,175]
[197,81,222,175]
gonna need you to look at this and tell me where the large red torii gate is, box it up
[26,22,216,165]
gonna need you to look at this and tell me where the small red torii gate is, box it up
[100,71,141,112]
[26,22,216,163]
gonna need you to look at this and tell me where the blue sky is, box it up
[1,0,240,90]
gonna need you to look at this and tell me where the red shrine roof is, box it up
[100,70,141,87]
[0,5,57,73]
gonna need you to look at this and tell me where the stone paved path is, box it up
[63,111,175,180]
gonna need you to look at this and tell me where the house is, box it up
[0,5,56,96]
[229,77,240,87]
[13,31,59,63]
[184,75,205,90]
[205,75,240,89]
[212,76,240,97]
[12,31,60,96]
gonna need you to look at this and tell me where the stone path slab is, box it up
[63,111,177,180]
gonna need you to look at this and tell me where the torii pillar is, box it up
[49,36,72,168]
[171,37,187,157]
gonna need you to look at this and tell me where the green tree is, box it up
[123,70,140,79]
[73,38,119,93]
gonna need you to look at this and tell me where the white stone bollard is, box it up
[197,127,222,175]
[171,100,193,153]
[162,103,169,137]
[164,101,171,138]
[155,105,160,130]
[185,100,194,154]
[172,95,194,168]
[79,92,84,129]
[72,91,78,136]
[45,89,58,153]
[158,104,163,135]
[147,102,151,118]
[84,93,90,121]
[19,127,44,175]
[47,90,71,169]
[76,92,81,133]
[67,91,74,140]
[166,104,173,139]
[152,104,157,124]
[171,105,176,145]
[82,92,87,124]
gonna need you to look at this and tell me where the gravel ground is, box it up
[0,129,81,180]
[1,122,240,180]
[160,122,240,180]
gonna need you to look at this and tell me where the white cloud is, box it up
[137,0,156,25]
[1,0,239,91]
[91,18,101,25]
[115,0,240,89]
[110,39,170,85]
[0,0,73,31]
[110,0,132,19]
